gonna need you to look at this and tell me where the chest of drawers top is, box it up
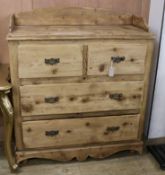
[7,7,153,41]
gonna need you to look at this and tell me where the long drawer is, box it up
[18,43,83,78]
[20,81,143,116]
[22,115,140,149]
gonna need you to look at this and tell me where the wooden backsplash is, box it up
[0,0,150,64]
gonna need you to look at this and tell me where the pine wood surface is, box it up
[8,41,23,149]
[16,40,148,78]
[16,141,143,163]
[88,41,147,76]
[20,81,143,116]
[7,25,154,40]
[22,115,140,149]
[6,7,154,170]
[14,7,133,26]
[18,43,83,78]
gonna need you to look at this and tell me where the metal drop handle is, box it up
[44,97,59,103]
[106,126,120,132]
[111,56,125,63]
[45,58,60,65]
[45,130,59,137]
[109,93,123,101]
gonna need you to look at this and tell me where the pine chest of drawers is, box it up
[7,7,154,168]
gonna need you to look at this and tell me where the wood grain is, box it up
[18,43,83,78]
[8,26,153,41]
[12,7,149,32]
[20,74,144,86]
[16,141,143,163]
[20,81,143,116]
[17,40,149,79]
[22,115,140,149]
[82,45,88,78]
[14,7,133,26]
[138,40,154,140]
[88,41,147,76]
[8,41,23,149]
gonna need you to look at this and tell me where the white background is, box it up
[149,0,165,138]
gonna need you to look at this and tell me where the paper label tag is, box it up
[108,66,115,77]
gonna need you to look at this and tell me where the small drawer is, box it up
[18,43,83,78]
[20,81,143,116]
[22,115,140,149]
[88,42,147,76]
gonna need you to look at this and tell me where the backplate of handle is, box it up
[45,97,59,103]
[45,130,59,137]
[45,58,60,65]
[111,56,125,63]
[109,93,123,101]
[106,126,120,132]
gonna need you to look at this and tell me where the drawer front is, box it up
[22,115,140,149]
[20,81,143,116]
[18,44,83,78]
[88,42,147,76]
